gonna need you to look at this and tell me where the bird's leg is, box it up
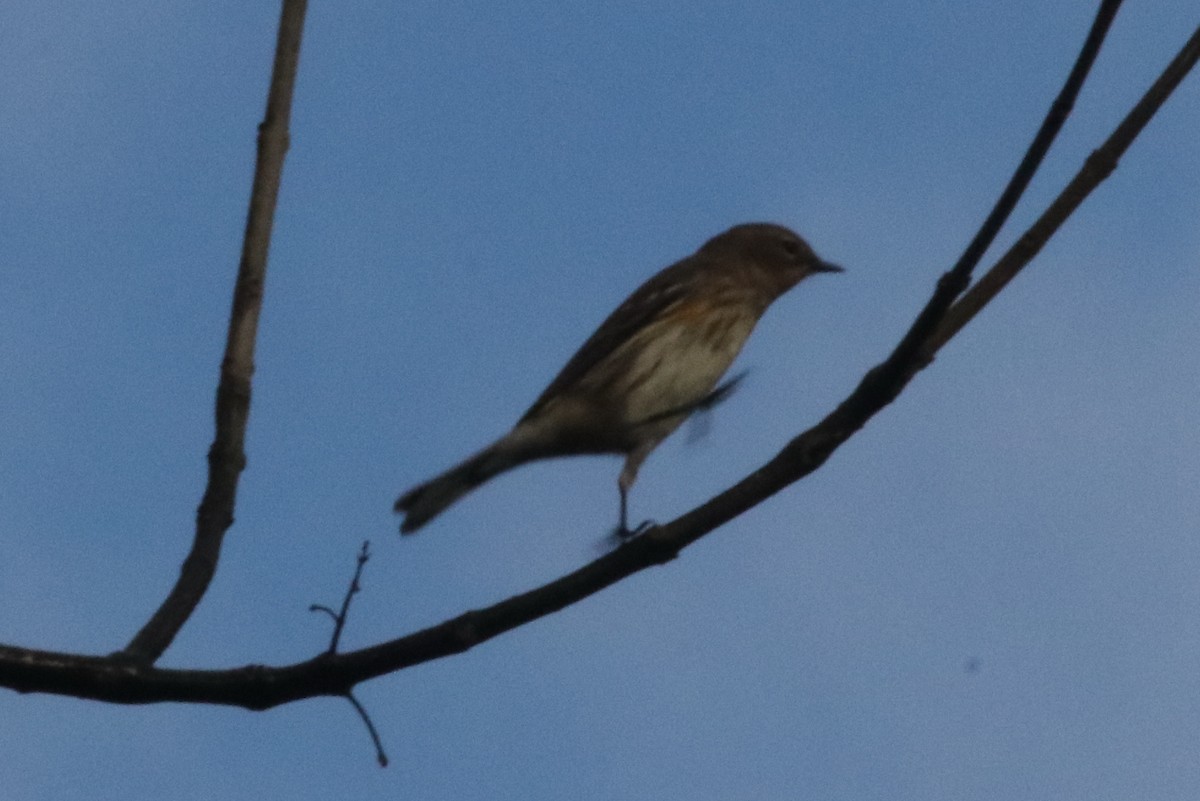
[617,481,632,537]
[612,374,748,538]
[614,449,655,540]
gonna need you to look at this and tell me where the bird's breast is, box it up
[614,301,757,424]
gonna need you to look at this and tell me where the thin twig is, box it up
[310,542,371,655]
[120,0,310,664]
[309,605,339,623]
[346,692,390,767]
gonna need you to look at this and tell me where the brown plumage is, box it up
[395,222,842,535]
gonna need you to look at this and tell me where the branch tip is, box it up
[346,692,389,768]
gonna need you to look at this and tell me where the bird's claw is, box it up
[614,519,656,541]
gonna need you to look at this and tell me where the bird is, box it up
[395,222,842,536]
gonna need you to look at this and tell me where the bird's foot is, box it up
[613,519,656,542]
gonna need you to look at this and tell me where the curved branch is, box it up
[120,0,311,663]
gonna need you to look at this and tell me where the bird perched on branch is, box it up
[395,222,842,537]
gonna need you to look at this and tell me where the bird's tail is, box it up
[394,436,526,534]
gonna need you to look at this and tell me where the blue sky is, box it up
[2,2,1199,799]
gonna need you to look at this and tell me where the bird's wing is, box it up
[519,256,701,423]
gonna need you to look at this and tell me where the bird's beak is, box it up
[812,258,844,274]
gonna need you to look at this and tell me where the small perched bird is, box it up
[395,222,842,536]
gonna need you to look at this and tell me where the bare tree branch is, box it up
[119,0,310,664]
[4,4,1194,711]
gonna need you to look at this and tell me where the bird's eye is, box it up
[780,239,800,256]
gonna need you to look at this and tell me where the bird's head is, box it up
[700,222,843,294]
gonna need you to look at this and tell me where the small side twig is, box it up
[346,691,390,767]
[313,543,389,765]
[310,541,371,655]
